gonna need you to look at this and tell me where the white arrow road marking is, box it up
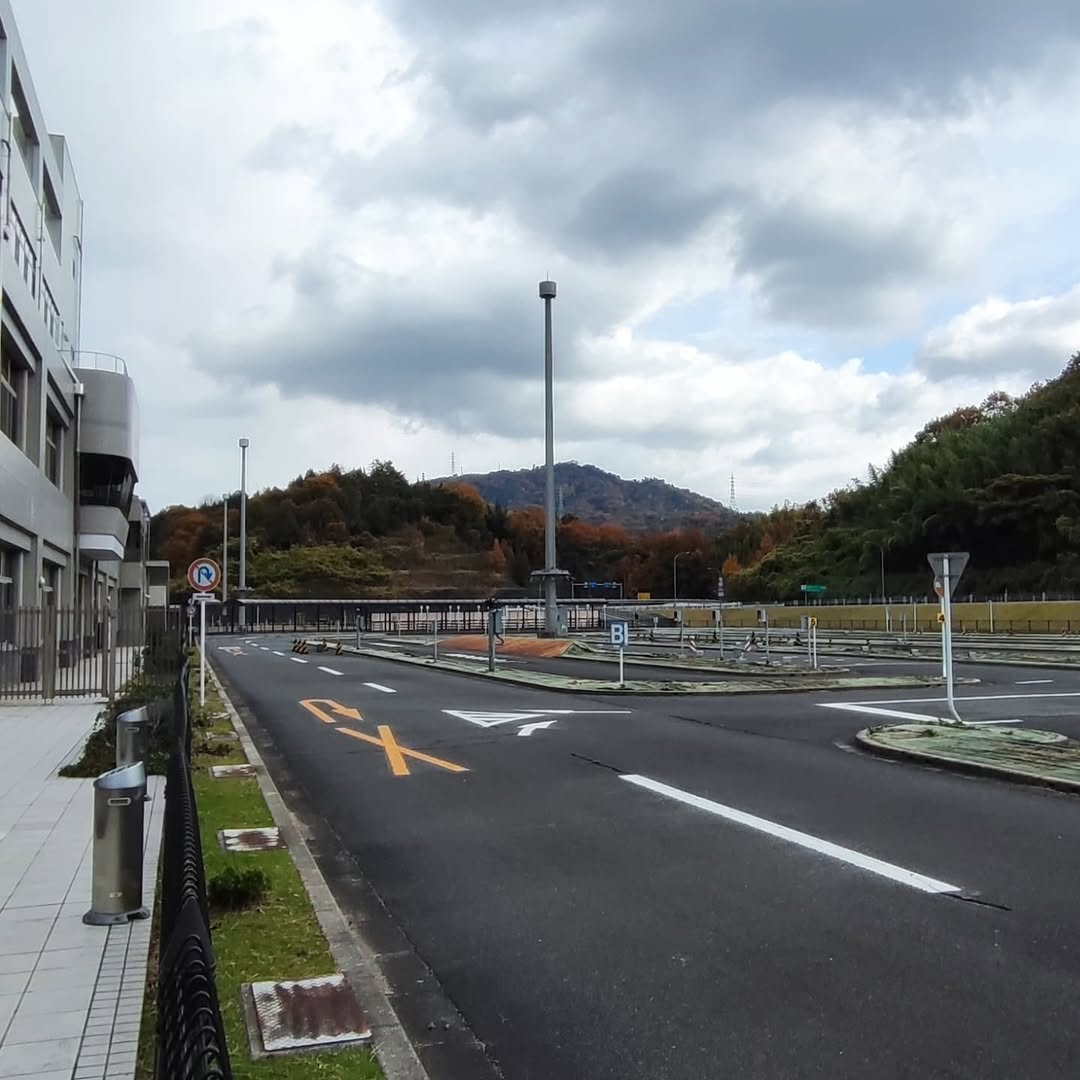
[622,774,961,896]
[444,710,547,727]
[443,709,631,728]
[517,720,557,737]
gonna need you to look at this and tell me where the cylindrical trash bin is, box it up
[116,705,150,769]
[83,762,150,925]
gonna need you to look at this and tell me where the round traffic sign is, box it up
[188,558,221,592]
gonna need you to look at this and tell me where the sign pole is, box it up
[199,595,207,707]
[764,613,770,664]
[619,644,625,688]
[812,623,817,669]
[433,616,439,663]
[941,555,963,724]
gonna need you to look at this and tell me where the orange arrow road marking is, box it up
[299,699,363,725]
[336,726,468,776]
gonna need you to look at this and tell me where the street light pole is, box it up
[673,550,690,600]
[222,495,229,605]
[880,545,886,603]
[239,438,249,628]
[538,279,562,636]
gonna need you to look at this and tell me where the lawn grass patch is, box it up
[134,654,384,1080]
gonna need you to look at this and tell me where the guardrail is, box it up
[155,661,232,1080]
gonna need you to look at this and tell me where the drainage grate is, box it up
[210,764,256,780]
[249,974,371,1052]
[219,827,284,852]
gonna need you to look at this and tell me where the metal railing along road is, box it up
[155,661,232,1080]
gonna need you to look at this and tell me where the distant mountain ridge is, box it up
[438,462,739,530]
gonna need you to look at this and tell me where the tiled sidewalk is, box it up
[0,705,165,1080]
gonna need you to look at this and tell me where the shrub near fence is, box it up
[155,660,232,1080]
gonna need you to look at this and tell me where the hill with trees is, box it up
[150,461,735,601]
[440,463,738,530]
[724,354,1080,600]
[150,355,1080,602]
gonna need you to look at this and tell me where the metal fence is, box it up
[185,598,610,636]
[155,661,232,1080]
[0,605,179,701]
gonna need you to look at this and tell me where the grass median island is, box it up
[135,656,384,1080]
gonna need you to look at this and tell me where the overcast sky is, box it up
[13,1,1080,512]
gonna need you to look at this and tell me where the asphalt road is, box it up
[212,633,1080,1079]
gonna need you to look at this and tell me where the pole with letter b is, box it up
[610,620,629,688]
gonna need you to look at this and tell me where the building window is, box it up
[79,452,136,514]
[45,411,61,485]
[0,546,17,609]
[42,561,59,606]
[0,352,19,445]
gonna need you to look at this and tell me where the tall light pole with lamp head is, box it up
[239,438,249,627]
[673,550,691,600]
[222,495,229,605]
[532,280,568,635]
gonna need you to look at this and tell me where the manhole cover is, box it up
[211,765,256,780]
[250,974,371,1052]
[219,827,284,852]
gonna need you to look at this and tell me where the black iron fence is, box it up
[155,661,232,1080]
[184,598,610,636]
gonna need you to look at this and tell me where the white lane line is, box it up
[260,646,271,651]
[819,702,946,723]
[835,691,1080,705]
[1015,679,1053,685]
[318,666,344,676]
[621,774,961,896]
[272,651,286,657]
[364,682,396,693]
[290,657,308,664]
[820,702,1024,726]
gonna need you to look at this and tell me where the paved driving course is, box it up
[213,635,1080,1079]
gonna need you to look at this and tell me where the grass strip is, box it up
[135,656,384,1079]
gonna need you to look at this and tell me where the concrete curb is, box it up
[855,726,1080,795]
[206,658,430,1080]
[309,639,937,696]
[563,644,851,677]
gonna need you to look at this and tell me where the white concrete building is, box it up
[0,1,161,694]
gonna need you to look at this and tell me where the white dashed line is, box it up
[290,657,308,664]
[318,666,344,676]
[364,682,396,694]
[1015,679,1053,685]
[272,650,285,656]
[622,774,961,895]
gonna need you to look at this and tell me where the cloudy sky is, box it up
[13,0,1080,512]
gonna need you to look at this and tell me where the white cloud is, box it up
[10,0,1080,517]
[917,287,1080,381]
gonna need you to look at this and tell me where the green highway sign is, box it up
[800,584,827,594]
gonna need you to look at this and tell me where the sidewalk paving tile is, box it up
[0,704,167,1080]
